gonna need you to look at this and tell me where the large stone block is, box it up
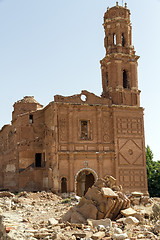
[87,218,112,229]
[101,188,118,198]
[121,208,137,217]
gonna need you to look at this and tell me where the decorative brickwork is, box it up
[59,117,68,142]
[117,117,142,135]
[118,139,143,166]
[119,169,146,189]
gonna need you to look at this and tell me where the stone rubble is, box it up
[62,177,130,223]
[0,180,158,239]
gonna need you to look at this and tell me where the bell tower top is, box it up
[104,2,130,21]
[101,3,140,107]
[103,2,133,55]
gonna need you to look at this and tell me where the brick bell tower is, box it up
[101,2,140,106]
[100,2,148,193]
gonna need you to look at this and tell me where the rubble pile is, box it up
[129,191,151,206]
[62,176,130,223]
[0,178,159,239]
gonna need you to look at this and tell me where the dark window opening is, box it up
[106,72,108,86]
[122,33,125,47]
[123,70,130,89]
[29,114,33,124]
[81,121,88,140]
[61,177,67,193]
[113,33,116,45]
[107,37,109,47]
[35,153,42,167]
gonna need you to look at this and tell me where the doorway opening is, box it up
[61,177,67,193]
[76,170,96,196]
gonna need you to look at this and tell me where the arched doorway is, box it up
[61,177,67,193]
[75,169,98,196]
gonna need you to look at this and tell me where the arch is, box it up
[122,33,125,47]
[75,168,98,196]
[61,177,67,193]
[113,33,116,45]
[106,72,108,86]
[123,70,129,89]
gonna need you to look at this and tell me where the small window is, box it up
[123,70,130,89]
[35,153,42,167]
[122,33,125,47]
[81,121,88,140]
[113,33,116,45]
[29,114,33,124]
[106,72,109,86]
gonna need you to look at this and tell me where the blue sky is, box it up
[0,0,160,160]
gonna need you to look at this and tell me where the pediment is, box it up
[54,90,111,105]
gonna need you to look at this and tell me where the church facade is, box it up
[0,3,148,195]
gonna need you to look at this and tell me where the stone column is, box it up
[98,154,103,178]
[130,62,138,89]
[69,154,74,192]
[68,107,74,152]
[96,108,102,145]
[116,60,122,87]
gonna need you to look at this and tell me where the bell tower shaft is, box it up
[101,3,140,106]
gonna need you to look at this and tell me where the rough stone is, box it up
[92,231,106,240]
[70,210,86,224]
[121,208,137,217]
[152,203,160,219]
[77,201,98,220]
[101,188,118,198]
[131,192,143,197]
[154,220,160,233]
[112,233,128,240]
[124,216,139,225]
[48,217,58,226]
[131,197,140,206]
[0,192,15,198]
[140,196,150,205]
[85,187,104,203]
[97,225,106,231]
[87,218,112,229]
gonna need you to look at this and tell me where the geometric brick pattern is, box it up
[118,139,143,166]
[119,169,146,189]
[117,117,142,135]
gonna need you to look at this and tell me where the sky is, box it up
[0,0,160,161]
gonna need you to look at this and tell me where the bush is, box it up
[61,198,71,204]
[146,145,160,197]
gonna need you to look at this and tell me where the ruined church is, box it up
[0,3,148,195]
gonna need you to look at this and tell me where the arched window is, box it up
[113,33,116,45]
[122,33,125,47]
[123,70,129,89]
[29,114,33,124]
[106,72,108,86]
[61,177,67,193]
